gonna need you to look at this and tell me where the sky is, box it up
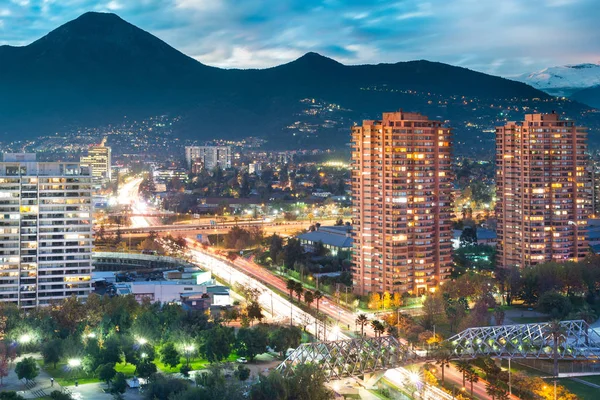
[0,0,599,76]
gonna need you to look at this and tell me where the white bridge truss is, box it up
[276,336,418,380]
[447,319,600,360]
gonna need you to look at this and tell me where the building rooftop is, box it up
[297,226,353,248]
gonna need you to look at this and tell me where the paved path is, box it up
[571,377,600,389]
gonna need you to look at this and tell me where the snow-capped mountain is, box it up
[515,63,600,96]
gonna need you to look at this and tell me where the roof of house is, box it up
[297,229,353,248]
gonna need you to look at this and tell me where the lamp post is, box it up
[183,345,195,367]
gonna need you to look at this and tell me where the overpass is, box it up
[278,319,600,381]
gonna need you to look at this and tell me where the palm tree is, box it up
[577,305,597,345]
[466,369,479,397]
[545,319,567,379]
[294,282,304,303]
[434,344,453,386]
[304,290,314,309]
[314,290,323,313]
[371,320,385,337]
[356,314,368,336]
[455,360,472,387]
[286,279,296,301]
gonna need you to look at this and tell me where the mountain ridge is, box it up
[0,11,595,151]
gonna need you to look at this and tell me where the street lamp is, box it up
[18,334,32,344]
[68,359,82,368]
[137,337,148,346]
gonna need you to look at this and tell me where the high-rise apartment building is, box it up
[80,139,112,183]
[0,153,93,308]
[185,146,232,172]
[351,111,453,296]
[496,113,590,269]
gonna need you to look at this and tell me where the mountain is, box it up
[0,12,596,152]
[515,63,600,97]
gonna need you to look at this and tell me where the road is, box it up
[188,246,348,340]
[114,177,348,339]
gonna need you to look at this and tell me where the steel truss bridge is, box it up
[277,320,600,380]
[447,319,600,360]
[276,336,418,380]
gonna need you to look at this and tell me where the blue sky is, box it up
[0,0,598,76]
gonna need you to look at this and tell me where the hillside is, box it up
[0,12,596,152]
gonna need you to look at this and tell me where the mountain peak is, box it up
[292,52,343,67]
[516,62,600,96]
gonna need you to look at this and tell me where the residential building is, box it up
[80,138,111,183]
[0,153,93,308]
[351,111,454,296]
[185,146,232,171]
[297,225,353,257]
[496,113,590,269]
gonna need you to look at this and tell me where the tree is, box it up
[494,307,506,326]
[236,328,268,361]
[250,365,332,400]
[368,293,382,310]
[97,363,116,387]
[49,391,73,400]
[0,341,15,386]
[268,326,302,355]
[137,360,158,378]
[15,357,38,382]
[0,392,25,400]
[286,279,296,301]
[143,375,189,400]
[455,360,472,387]
[314,290,323,313]
[466,369,479,397]
[304,291,314,309]
[199,325,235,363]
[546,319,566,378]
[537,291,572,319]
[160,343,181,369]
[576,304,597,345]
[460,226,478,247]
[42,339,63,369]
[422,292,445,330]
[371,320,385,337]
[294,282,304,303]
[392,292,402,308]
[434,344,452,386]
[355,314,368,336]
[382,292,392,309]
[246,301,264,325]
[236,364,251,381]
[112,372,127,394]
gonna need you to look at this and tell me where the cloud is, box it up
[0,0,598,76]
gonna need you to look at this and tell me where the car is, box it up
[237,357,247,364]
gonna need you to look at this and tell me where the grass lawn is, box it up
[114,362,136,376]
[559,379,599,400]
[511,316,550,324]
[155,352,239,373]
[579,375,600,385]
[37,361,100,386]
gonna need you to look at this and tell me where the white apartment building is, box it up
[80,140,112,184]
[185,146,232,171]
[0,153,93,308]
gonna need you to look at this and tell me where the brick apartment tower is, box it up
[351,111,453,296]
[496,113,590,269]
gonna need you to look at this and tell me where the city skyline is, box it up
[0,0,598,76]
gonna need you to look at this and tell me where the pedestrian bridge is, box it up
[447,319,600,360]
[277,319,600,380]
